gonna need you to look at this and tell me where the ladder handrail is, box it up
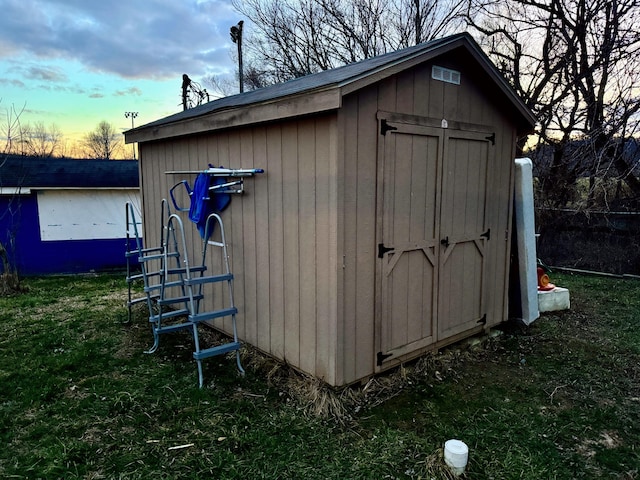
[203,213,235,313]
[126,195,244,387]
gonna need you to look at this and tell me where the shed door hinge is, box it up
[380,119,398,136]
[377,351,393,366]
[477,314,487,326]
[485,132,495,145]
[378,243,394,258]
[481,228,491,240]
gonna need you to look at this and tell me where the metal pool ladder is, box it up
[163,212,244,387]
[125,200,192,354]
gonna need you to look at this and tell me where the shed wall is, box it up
[139,116,340,384]
[138,50,523,387]
[336,57,518,385]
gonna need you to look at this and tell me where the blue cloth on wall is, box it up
[188,171,231,239]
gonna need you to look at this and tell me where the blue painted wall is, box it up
[0,193,137,276]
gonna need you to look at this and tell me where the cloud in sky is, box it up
[0,0,243,147]
[0,78,27,88]
[24,66,68,82]
[115,87,143,97]
[0,0,238,80]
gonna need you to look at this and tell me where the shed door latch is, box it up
[380,119,398,136]
[378,243,394,258]
[377,351,393,366]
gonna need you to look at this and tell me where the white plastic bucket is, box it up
[443,439,468,476]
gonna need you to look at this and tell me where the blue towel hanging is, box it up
[188,168,231,239]
[211,175,231,212]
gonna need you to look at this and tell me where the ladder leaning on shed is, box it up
[159,166,263,386]
[125,199,193,354]
[125,204,244,387]
[125,166,263,387]
[166,212,244,387]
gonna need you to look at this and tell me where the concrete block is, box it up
[538,286,570,312]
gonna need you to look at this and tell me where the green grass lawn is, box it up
[0,273,638,479]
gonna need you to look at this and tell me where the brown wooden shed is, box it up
[125,32,535,387]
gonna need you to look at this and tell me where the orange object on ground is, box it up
[537,267,555,291]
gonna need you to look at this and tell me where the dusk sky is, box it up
[0,0,242,152]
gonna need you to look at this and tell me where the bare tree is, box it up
[466,0,640,211]
[82,121,123,160]
[231,0,469,86]
[207,62,271,97]
[0,102,26,293]
[22,121,62,158]
[1,103,27,156]
[1,106,62,158]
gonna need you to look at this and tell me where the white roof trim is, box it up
[0,187,32,195]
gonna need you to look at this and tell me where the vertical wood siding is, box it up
[139,116,340,385]
[337,56,519,385]
[138,49,524,387]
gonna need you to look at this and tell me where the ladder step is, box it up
[141,246,164,254]
[183,273,233,286]
[193,341,240,360]
[125,246,163,258]
[126,273,144,282]
[139,253,164,262]
[190,307,237,323]
[139,251,180,262]
[154,322,192,335]
[154,279,186,290]
[149,308,190,322]
[127,271,162,285]
[158,294,204,306]
[127,297,150,307]
[165,265,207,275]
[143,283,162,293]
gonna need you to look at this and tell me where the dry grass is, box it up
[1,272,638,479]
[0,271,27,296]
[232,327,490,423]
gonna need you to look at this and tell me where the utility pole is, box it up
[230,21,244,93]
[124,111,138,160]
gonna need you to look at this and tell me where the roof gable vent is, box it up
[432,65,460,85]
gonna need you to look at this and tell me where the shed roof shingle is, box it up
[126,32,535,141]
[136,35,460,129]
[0,156,139,189]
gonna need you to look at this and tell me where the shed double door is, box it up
[376,117,493,368]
